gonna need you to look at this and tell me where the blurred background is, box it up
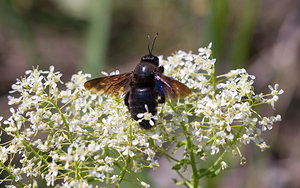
[0,0,299,187]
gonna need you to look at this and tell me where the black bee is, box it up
[84,33,191,129]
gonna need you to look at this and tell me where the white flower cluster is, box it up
[0,44,283,187]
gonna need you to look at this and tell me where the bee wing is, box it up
[84,72,133,96]
[155,73,192,100]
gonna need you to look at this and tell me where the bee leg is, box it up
[125,92,129,107]
[158,94,165,103]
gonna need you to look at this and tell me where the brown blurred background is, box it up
[0,0,299,187]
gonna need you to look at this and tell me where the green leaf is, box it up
[198,168,208,174]
[172,159,189,170]
[172,162,183,170]
[197,168,216,178]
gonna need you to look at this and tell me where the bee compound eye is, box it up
[158,66,164,73]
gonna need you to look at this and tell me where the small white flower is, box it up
[221,161,228,170]
[275,115,282,122]
[242,134,250,144]
[210,145,219,155]
[258,142,269,151]
[137,104,158,126]
[122,146,135,157]
[141,181,150,188]
[0,146,8,163]
[198,43,212,59]
[267,84,284,109]
[101,71,108,76]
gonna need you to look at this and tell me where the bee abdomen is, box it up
[128,87,158,129]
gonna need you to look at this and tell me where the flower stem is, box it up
[180,122,199,188]
[167,100,199,187]
[48,98,73,142]
[0,161,25,187]
[115,155,130,188]
[211,64,216,97]
[157,147,180,162]
[116,123,133,187]
[22,140,49,166]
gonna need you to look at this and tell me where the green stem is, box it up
[211,64,216,97]
[157,147,180,162]
[116,155,130,188]
[230,126,243,147]
[198,152,225,178]
[75,161,80,180]
[167,100,199,187]
[22,138,66,177]
[116,123,133,187]
[48,99,73,142]
[174,169,193,188]
[22,141,49,166]
[0,161,25,187]
[166,99,177,113]
[180,122,199,188]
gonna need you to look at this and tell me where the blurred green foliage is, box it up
[0,0,38,66]
[82,0,111,76]
[0,0,260,75]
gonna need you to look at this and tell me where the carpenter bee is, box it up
[84,33,191,129]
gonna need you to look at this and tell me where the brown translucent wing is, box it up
[84,72,133,96]
[155,73,192,100]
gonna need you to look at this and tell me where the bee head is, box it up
[141,54,159,66]
[141,33,159,66]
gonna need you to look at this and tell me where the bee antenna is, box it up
[147,34,151,54]
[150,32,158,54]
